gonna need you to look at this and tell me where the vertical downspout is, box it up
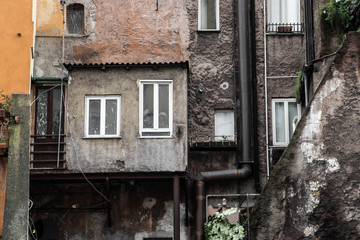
[237,0,252,166]
[250,0,260,191]
[263,0,270,178]
[173,176,180,240]
[304,0,314,107]
[57,1,66,168]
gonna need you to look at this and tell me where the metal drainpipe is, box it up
[194,0,253,238]
[195,168,252,240]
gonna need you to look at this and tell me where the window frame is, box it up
[198,0,220,31]
[66,3,85,35]
[271,98,301,146]
[139,80,173,138]
[267,0,302,33]
[84,95,121,138]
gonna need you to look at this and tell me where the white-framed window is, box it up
[84,95,121,138]
[272,98,301,146]
[267,0,301,32]
[139,80,173,138]
[198,0,219,31]
[215,110,235,141]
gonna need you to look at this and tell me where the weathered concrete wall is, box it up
[254,0,306,187]
[186,0,236,139]
[0,158,7,237]
[65,65,187,172]
[30,180,188,239]
[250,32,360,239]
[34,0,190,78]
[2,94,30,240]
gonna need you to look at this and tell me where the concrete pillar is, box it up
[2,94,30,240]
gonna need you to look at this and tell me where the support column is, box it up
[173,175,180,240]
[2,94,30,240]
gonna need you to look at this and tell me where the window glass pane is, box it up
[36,89,48,135]
[201,0,217,29]
[158,84,169,128]
[275,102,285,142]
[105,99,117,135]
[288,102,298,140]
[215,110,235,141]
[67,4,84,34]
[143,84,154,128]
[89,100,101,135]
[52,88,61,136]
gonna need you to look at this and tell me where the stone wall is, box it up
[249,32,360,239]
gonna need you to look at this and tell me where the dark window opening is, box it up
[30,219,59,240]
[67,4,84,34]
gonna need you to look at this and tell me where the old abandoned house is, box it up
[1,0,358,239]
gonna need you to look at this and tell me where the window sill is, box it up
[65,34,89,38]
[83,136,122,139]
[138,136,174,139]
[266,32,304,36]
[197,29,220,32]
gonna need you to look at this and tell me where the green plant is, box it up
[295,71,302,103]
[204,207,246,240]
[318,0,360,31]
[0,91,10,113]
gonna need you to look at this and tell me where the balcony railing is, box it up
[267,23,304,33]
[189,135,237,149]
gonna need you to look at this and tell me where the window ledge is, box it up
[65,34,89,38]
[83,136,122,139]
[266,32,304,36]
[138,136,174,139]
[197,29,220,32]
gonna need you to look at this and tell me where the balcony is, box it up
[266,23,304,34]
[189,135,237,151]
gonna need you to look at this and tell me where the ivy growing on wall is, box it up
[318,0,360,31]
[204,207,246,240]
[295,71,302,103]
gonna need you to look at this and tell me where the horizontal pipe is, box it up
[195,165,252,240]
[197,166,252,182]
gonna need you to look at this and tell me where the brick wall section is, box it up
[249,32,360,239]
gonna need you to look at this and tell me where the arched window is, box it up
[67,4,84,34]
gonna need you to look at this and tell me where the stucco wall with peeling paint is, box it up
[249,32,360,239]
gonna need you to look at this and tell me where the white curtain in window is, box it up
[200,0,217,29]
[268,0,300,24]
[215,110,234,141]
[275,102,285,142]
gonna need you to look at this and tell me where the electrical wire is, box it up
[67,109,110,202]
[28,216,38,240]
[30,84,61,106]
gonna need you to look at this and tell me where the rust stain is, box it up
[0,158,8,237]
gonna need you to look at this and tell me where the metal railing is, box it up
[267,23,304,33]
[189,135,237,148]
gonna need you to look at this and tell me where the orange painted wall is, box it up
[0,0,34,236]
[36,0,63,36]
[0,0,34,96]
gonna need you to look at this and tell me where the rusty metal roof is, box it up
[64,61,188,69]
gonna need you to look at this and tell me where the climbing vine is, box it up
[204,207,246,240]
[295,71,302,103]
